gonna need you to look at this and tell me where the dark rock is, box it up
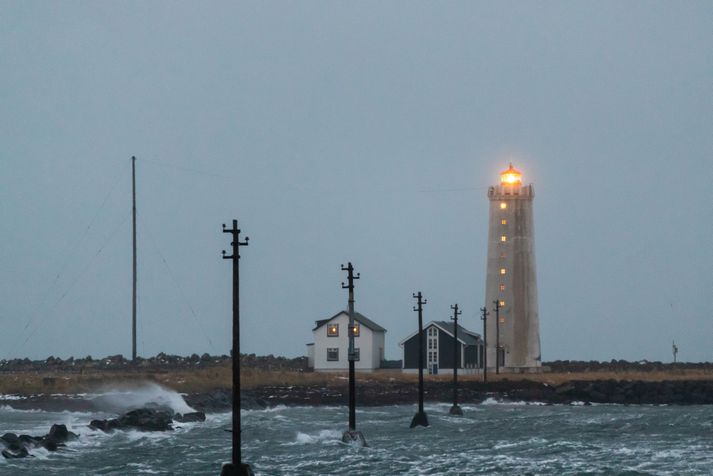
[2,447,30,459]
[0,433,19,445]
[47,424,78,443]
[117,408,174,431]
[89,419,120,433]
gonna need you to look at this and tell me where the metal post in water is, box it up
[480,306,489,382]
[220,220,253,476]
[340,262,367,446]
[449,304,463,415]
[493,299,501,375]
[410,292,428,428]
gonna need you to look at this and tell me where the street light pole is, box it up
[493,299,501,375]
[410,291,428,428]
[220,220,253,476]
[449,304,463,416]
[340,262,367,446]
[480,306,489,382]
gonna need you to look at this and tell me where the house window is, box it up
[327,348,339,361]
[352,348,360,361]
[327,324,339,337]
[500,202,507,210]
[350,322,360,337]
[500,235,507,242]
[501,219,507,225]
[499,284,505,292]
[500,268,507,275]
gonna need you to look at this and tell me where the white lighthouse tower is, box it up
[484,164,541,370]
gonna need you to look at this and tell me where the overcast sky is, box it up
[1,2,711,362]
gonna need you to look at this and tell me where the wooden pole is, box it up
[410,292,428,428]
[449,304,463,415]
[221,220,252,476]
[480,306,488,382]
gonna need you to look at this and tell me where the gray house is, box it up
[399,321,483,374]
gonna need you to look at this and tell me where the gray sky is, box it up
[1,2,711,362]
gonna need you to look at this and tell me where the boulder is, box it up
[2,447,30,459]
[89,419,120,433]
[117,408,174,431]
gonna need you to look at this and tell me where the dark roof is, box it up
[433,321,481,346]
[313,311,386,333]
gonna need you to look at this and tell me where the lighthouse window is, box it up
[327,324,339,337]
[499,300,506,307]
[500,268,507,275]
[501,219,507,225]
[501,235,507,242]
[499,284,505,292]
[500,202,507,209]
[327,348,339,361]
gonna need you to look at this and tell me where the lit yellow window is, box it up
[499,284,505,292]
[350,323,360,337]
[499,300,506,307]
[501,235,507,242]
[500,202,507,210]
[327,324,339,337]
[500,268,506,275]
[501,219,507,225]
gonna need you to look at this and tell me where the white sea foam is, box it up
[0,405,43,413]
[90,382,195,414]
[0,394,26,400]
[480,397,547,406]
[284,429,342,446]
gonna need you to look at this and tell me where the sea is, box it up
[1,388,712,475]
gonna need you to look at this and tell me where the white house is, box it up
[306,311,386,372]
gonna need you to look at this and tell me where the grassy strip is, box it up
[2,365,713,396]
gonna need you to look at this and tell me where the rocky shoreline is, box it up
[235,379,713,408]
[3,379,713,414]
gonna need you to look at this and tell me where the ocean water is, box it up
[2,395,713,475]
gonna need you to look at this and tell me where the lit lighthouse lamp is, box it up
[500,163,522,186]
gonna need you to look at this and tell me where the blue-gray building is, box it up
[399,321,483,374]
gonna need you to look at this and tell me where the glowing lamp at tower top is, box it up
[500,163,522,185]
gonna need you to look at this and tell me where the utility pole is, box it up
[131,156,137,362]
[449,304,463,416]
[493,299,501,375]
[480,306,489,382]
[672,341,678,363]
[220,220,252,476]
[410,292,428,428]
[341,262,366,446]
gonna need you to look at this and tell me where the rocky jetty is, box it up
[1,424,77,459]
[182,379,713,410]
[89,405,207,433]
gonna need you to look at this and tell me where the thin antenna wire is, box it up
[14,211,131,353]
[141,216,216,351]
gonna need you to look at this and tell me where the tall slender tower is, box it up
[484,164,541,370]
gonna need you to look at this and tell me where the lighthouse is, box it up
[484,164,541,370]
